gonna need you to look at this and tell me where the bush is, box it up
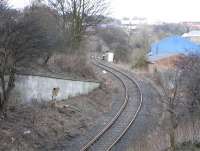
[97,27,131,62]
[175,141,200,151]
[132,54,148,69]
[48,54,95,79]
[178,55,200,116]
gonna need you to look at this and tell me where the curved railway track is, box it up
[80,61,143,151]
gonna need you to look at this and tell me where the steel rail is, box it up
[80,62,128,151]
[80,61,143,151]
[98,62,143,151]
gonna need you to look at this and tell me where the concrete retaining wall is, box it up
[9,75,100,103]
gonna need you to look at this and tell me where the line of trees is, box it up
[154,54,200,151]
[0,0,53,116]
[47,0,107,50]
[0,0,107,117]
[155,71,181,151]
[179,55,200,115]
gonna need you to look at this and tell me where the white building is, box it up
[120,17,148,33]
[105,52,114,62]
[182,30,200,43]
[182,30,200,37]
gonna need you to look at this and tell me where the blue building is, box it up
[149,36,200,62]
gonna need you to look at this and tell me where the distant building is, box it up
[182,22,200,30]
[97,20,122,29]
[148,36,200,71]
[121,17,147,32]
[103,52,114,63]
[182,30,200,43]
[106,52,114,62]
[121,17,147,25]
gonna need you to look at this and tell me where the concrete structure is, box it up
[105,52,114,62]
[121,17,147,32]
[121,17,147,26]
[182,30,200,43]
[97,20,121,29]
[182,22,200,30]
[9,75,100,103]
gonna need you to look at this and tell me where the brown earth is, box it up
[0,85,114,151]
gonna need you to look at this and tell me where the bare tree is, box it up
[178,55,200,115]
[155,70,183,151]
[153,54,200,151]
[24,4,62,64]
[47,0,108,49]
[97,26,130,62]
[0,2,50,116]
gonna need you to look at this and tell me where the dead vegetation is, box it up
[125,61,200,151]
[0,84,113,151]
[47,54,96,79]
[175,141,200,151]
[127,69,200,151]
[127,119,200,151]
[0,102,87,150]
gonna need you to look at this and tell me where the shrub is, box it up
[48,54,95,79]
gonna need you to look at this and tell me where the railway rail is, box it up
[80,61,143,151]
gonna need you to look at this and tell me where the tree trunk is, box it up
[0,88,8,118]
[0,75,7,110]
[169,127,176,151]
[169,111,177,151]
[0,68,16,116]
[0,92,3,111]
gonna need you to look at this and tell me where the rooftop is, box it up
[149,36,200,61]
[182,30,200,37]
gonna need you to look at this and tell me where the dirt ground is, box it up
[0,84,115,151]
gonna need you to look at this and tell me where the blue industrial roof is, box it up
[149,36,200,61]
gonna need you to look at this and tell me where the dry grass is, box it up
[126,71,200,151]
[0,102,87,151]
[48,53,95,79]
[176,141,200,151]
[0,84,113,151]
[127,119,200,151]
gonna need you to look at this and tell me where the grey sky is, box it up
[9,0,200,23]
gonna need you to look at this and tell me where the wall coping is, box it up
[15,73,100,84]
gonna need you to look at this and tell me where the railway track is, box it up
[80,62,143,151]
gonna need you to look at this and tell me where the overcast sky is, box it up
[9,0,200,23]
